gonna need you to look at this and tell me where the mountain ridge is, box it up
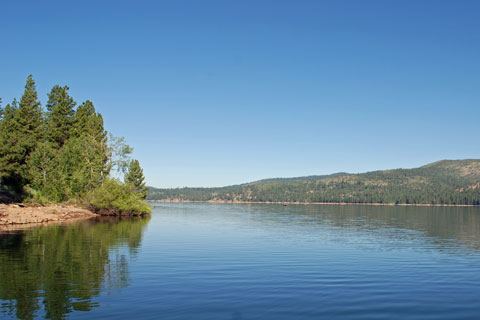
[147,160,480,205]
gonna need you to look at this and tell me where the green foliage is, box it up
[88,179,151,215]
[0,76,43,200]
[148,160,480,206]
[0,100,17,122]
[125,159,148,199]
[27,142,56,190]
[107,134,133,176]
[35,136,108,202]
[0,75,149,215]
[73,100,107,143]
[23,186,51,206]
[45,85,76,148]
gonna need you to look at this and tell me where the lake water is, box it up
[1,203,480,319]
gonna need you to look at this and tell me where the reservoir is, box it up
[1,203,480,319]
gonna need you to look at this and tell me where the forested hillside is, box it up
[148,160,480,205]
[0,75,150,214]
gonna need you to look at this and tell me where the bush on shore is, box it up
[87,179,151,216]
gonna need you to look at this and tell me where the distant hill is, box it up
[147,160,480,205]
[243,172,350,186]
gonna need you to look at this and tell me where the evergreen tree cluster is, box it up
[0,75,149,214]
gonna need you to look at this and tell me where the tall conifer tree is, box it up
[73,100,107,143]
[73,100,109,180]
[125,159,148,199]
[45,85,76,148]
[0,76,43,197]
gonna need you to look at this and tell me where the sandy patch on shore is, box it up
[0,204,96,230]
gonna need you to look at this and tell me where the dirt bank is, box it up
[0,204,97,230]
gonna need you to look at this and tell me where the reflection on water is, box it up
[1,204,480,319]
[253,204,480,252]
[0,216,150,320]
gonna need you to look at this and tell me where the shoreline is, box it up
[1,198,478,230]
[148,199,480,207]
[0,204,97,230]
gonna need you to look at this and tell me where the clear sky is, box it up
[1,0,479,187]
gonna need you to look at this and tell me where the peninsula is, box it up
[0,75,151,225]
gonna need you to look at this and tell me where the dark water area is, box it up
[1,204,480,319]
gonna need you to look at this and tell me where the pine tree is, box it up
[0,99,18,125]
[0,76,43,198]
[0,100,19,197]
[73,100,95,136]
[45,85,76,148]
[73,100,109,181]
[73,100,107,145]
[16,76,43,149]
[125,159,148,199]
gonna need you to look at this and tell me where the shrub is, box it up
[87,178,151,215]
[23,186,52,206]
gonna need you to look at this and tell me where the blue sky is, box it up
[1,0,479,187]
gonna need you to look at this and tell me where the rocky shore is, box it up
[0,204,96,230]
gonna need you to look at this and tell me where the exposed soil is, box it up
[0,204,97,230]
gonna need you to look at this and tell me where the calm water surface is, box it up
[1,203,480,319]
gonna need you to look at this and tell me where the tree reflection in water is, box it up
[0,216,150,320]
